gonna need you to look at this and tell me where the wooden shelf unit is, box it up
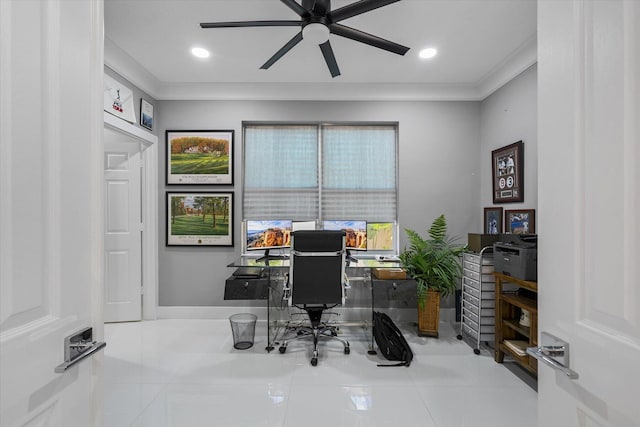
[494,272,538,377]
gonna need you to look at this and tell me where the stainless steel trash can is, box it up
[229,313,257,350]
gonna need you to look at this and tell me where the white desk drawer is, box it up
[463,316,494,334]
[462,300,495,317]
[462,323,495,342]
[463,268,496,283]
[462,292,495,308]
[463,252,494,265]
[463,285,495,301]
[464,309,494,326]
[463,260,494,274]
[463,276,495,292]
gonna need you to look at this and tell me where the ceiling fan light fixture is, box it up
[419,47,438,59]
[191,47,210,58]
[303,23,330,45]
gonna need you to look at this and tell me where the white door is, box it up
[537,1,639,426]
[0,1,104,427]
[104,130,143,323]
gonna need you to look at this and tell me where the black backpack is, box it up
[373,311,413,367]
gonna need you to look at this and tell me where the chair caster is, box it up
[311,357,318,366]
[344,347,350,355]
[474,348,481,355]
[279,346,286,354]
[456,334,463,340]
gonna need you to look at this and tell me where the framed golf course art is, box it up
[166,130,234,185]
[166,192,234,246]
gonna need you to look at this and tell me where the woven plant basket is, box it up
[417,290,441,337]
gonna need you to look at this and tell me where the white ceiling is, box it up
[104,0,537,101]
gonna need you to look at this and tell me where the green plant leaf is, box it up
[399,214,465,300]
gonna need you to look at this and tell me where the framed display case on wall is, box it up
[492,141,524,203]
[505,209,535,234]
[484,207,503,234]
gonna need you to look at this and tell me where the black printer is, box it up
[493,235,537,281]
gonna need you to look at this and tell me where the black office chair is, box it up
[278,230,350,366]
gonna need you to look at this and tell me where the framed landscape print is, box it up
[166,192,233,246]
[484,207,503,235]
[166,130,234,185]
[505,209,535,234]
[492,140,524,203]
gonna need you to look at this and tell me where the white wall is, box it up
[157,100,481,307]
[479,64,538,231]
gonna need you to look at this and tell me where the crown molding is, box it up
[476,35,538,99]
[105,36,537,102]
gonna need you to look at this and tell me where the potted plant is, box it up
[399,214,466,337]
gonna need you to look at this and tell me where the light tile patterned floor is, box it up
[104,319,537,427]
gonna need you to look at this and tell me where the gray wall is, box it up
[479,64,538,231]
[157,100,482,306]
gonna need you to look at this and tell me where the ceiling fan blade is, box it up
[200,20,301,29]
[330,0,400,22]
[260,32,304,69]
[280,0,308,17]
[311,0,331,16]
[330,23,409,55]
[319,40,341,77]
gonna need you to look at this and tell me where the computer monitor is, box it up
[246,220,292,260]
[366,222,395,251]
[322,220,367,261]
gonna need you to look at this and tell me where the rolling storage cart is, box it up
[457,247,495,354]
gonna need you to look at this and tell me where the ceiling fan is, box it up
[200,0,410,78]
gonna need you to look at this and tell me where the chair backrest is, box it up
[289,230,346,306]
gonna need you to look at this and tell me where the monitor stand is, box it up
[256,249,289,263]
[346,249,359,263]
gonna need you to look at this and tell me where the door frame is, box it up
[104,111,158,320]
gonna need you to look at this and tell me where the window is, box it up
[243,123,398,252]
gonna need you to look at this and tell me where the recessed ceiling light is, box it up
[191,47,210,58]
[419,48,438,59]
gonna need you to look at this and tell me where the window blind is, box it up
[321,125,397,221]
[243,125,318,219]
[243,123,397,222]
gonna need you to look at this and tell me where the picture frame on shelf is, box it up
[104,74,136,124]
[140,98,153,130]
[484,207,503,235]
[166,130,234,185]
[166,192,234,246]
[492,140,524,203]
[505,209,535,234]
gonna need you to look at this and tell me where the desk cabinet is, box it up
[494,272,538,378]
[224,277,269,300]
[458,249,495,354]
[372,279,417,309]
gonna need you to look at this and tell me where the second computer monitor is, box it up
[322,220,367,251]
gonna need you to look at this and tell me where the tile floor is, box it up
[104,319,537,427]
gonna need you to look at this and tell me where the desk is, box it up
[227,256,410,353]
